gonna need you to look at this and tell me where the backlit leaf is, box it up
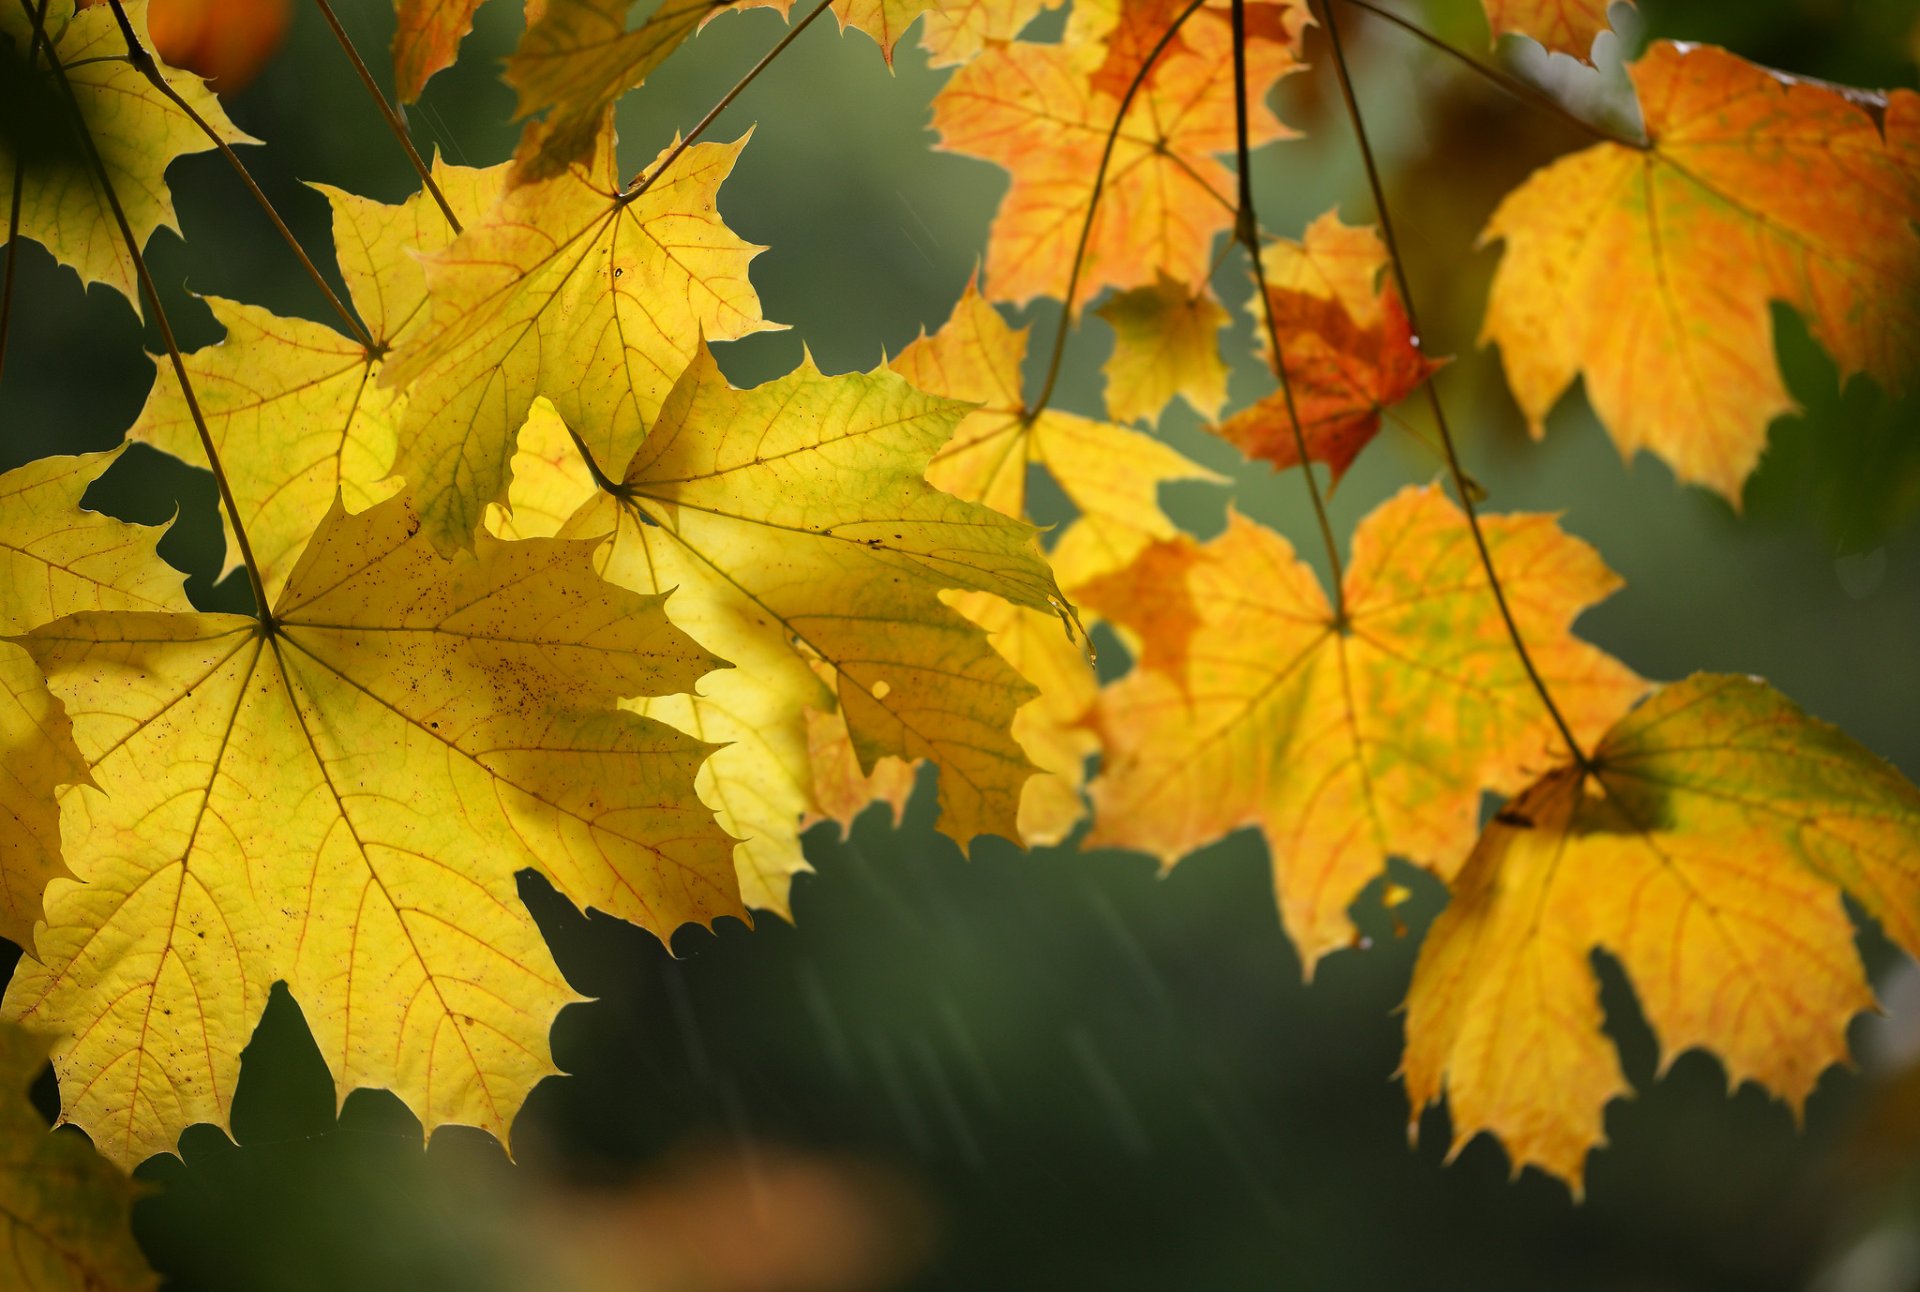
[1088,486,1645,972]
[0,0,254,304]
[0,451,185,948]
[382,116,772,553]
[1405,674,1920,1190]
[6,495,738,1166]
[1097,272,1230,425]
[1481,0,1629,61]
[1482,42,1920,500]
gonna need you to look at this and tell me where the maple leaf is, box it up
[505,0,727,184]
[6,494,739,1166]
[1217,214,1443,486]
[0,0,254,304]
[1482,41,1920,501]
[0,450,186,949]
[129,160,503,599]
[0,1024,154,1292]
[381,116,772,554]
[731,0,936,64]
[932,2,1302,308]
[1097,272,1231,425]
[392,0,489,100]
[489,344,1065,907]
[1480,0,1629,62]
[915,0,1061,67]
[1087,486,1645,972]
[1404,674,1920,1191]
[891,279,1221,841]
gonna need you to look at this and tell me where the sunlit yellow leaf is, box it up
[382,116,772,553]
[131,163,503,599]
[0,450,185,949]
[0,0,254,304]
[6,494,737,1166]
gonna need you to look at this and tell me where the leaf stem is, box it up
[619,0,837,203]
[1230,0,1345,619]
[1335,0,1647,151]
[310,0,462,233]
[101,0,377,352]
[1318,0,1588,768]
[31,0,272,622]
[1024,0,1210,423]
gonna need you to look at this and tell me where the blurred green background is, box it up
[4,0,1920,1288]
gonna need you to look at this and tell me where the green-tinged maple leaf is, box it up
[1217,212,1443,487]
[130,160,502,600]
[506,0,728,184]
[0,1024,154,1292]
[1481,0,1629,61]
[1086,486,1645,973]
[381,115,772,554]
[392,0,490,101]
[0,0,254,304]
[1483,41,1920,501]
[892,279,1219,841]
[931,1,1302,308]
[1405,674,1920,1191]
[6,494,739,1167]
[506,344,1065,880]
[1097,273,1230,425]
[0,450,186,949]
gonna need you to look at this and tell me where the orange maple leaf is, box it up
[1480,0,1630,62]
[1482,42,1920,501]
[1211,210,1442,486]
[932,3,1303,307]
[1088,487,1644,972]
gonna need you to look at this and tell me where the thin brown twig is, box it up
[1025,0,1211,422]
[1231,0,1346,617]
[101,0,376,351]
[1337,0,1647,150]
[1319,0,1589,768]
[619,0,837,203]
[310,0,462,233]
[30,0,271,620]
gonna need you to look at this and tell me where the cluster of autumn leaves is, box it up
[0,4,1918,1276]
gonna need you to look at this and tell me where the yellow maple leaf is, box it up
[734,0,937,63]
[1482,41,1920,500]
[892,280,1220,841]
[130,161,503,599]
[1088,486,1645,973]
[520,344,1064,868]
[0,0,254,304]
[931,8,1301,308]
[0,450,186,949]
[1480,0,1629,61]
[505,0,724,184]
[0,1024,154,1292]
[381,116,772,553]
[916,0,1062,67]
[1096,272,1231,425]
[1404,674,1920,1191]
[6,494,740,1167]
